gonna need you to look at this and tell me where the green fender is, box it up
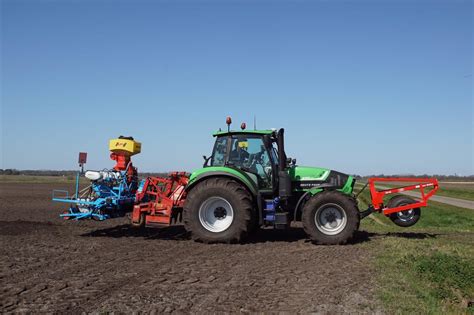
[186,166,258,196]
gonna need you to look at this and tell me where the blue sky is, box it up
[1,0,472,175]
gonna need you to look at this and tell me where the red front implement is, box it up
[368,177,439,215]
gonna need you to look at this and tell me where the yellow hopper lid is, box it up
[109,137,141,156]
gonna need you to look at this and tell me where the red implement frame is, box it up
[132,172,189,225]
[368,177,439,215]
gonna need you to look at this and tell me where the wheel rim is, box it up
[396,204,414,222]
[198,197,234,233]
[314,203,347,235]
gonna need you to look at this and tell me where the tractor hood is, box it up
[289,166,354,193]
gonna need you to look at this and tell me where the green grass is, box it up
[371,234,474,314]
[357,188,474,314]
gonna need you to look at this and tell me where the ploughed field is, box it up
[0,182,377,313]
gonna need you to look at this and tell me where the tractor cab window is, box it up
[210,136,228,166]
[229,135,273,188]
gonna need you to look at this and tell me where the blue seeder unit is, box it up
[52,168,136,221]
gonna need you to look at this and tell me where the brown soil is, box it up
[0,182,378,313]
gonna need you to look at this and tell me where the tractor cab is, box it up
[208,130,277,189]
[206,122,294,196]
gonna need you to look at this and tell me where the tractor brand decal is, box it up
[293,170,350,190]
[293,180,324,189]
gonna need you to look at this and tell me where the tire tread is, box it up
[302,190,359,245]
[183,177,253,243]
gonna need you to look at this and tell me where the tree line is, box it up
[1,169,473,181]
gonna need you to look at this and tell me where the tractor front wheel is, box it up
[302,191,359,245]
[183,178,253,243]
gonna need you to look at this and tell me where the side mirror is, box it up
[203,155,211,167]
[286,158,296,167]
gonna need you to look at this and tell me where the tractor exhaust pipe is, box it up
[277,128,286,171]
[277,129,292,198]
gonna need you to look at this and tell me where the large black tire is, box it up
[302,190,360,245]
[183,177,253,243]
[387,195,421,227]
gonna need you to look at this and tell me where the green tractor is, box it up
[183,120,360,245]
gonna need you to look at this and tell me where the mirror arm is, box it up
[203,155,211,167]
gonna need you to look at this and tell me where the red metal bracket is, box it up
[368,177,439,215]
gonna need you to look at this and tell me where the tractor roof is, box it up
[212,129,274,137]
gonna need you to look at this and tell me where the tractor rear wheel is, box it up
[302,190,359,245]
[183,178,253,243]
[387,195,421,227]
